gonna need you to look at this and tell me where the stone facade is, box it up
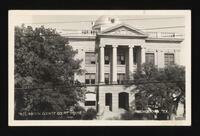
[63,16,184,113]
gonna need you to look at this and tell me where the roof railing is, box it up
[147,32,184,39]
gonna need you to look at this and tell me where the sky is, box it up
[15,15,185,34]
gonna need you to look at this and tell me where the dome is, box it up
[92,15,121,31]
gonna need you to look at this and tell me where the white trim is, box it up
[100,23,148,36]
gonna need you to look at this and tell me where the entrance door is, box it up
[105,93,112,111]
[119,92,129,110]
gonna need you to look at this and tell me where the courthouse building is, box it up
[61,16,184,113]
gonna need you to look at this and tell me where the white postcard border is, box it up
[8,10,191,126]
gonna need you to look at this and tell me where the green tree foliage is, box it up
[133,63,185,119]
[14,25,85,119]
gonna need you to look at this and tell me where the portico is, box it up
[96,24,148,112]
[97,43,146,113]
[98,43,145,84]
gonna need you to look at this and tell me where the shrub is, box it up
[72,106,86,120]
[121,111,155,120]
[133,112,154,120]
[82,108,97,120]
[157,112,170,120]
[121,111,135,120]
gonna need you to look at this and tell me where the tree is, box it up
[14,25,85,119]
[133,63,185,120]
[82,108,97,120]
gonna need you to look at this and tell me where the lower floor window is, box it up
[105,73,110,84]
[117,73,126,84]
[85,101,96,106]
[85,92,96,106]
[165,53,174,66]
[145,53,155,64]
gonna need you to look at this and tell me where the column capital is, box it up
[141,46,146,49]
[99,44,105,48]
[128,45,134,48]
[112,44,118,48]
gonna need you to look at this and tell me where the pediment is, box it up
[100,23,147,37]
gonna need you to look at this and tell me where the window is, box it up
[85,93,96,106]
[117,73,126,84]
[164,53,174,66]
[85,101,95,106]
[105,73,110,84]
[85,74,90,84]
[90,74,95,84]
[145,53,155,64]
[85,52,96,64]
[117,52,125,65]
[105,51,110,64]
[85,73,95,84]
[105,93,112,107]
[133,49,137,64]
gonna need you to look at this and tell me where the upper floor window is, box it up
[105,51,110,64]
[117,73,126,84]
[133,48,138,64]
[145,53,155,64]
[165,53,174,66]
[85,52,96,64]
[105,73,110,84]
[117,52,125,65]
[85,73,95,84]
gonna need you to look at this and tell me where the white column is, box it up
[99,45,105,83]
[141,46,146,64]
[128,45,134,80]
[112,45,118,84]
